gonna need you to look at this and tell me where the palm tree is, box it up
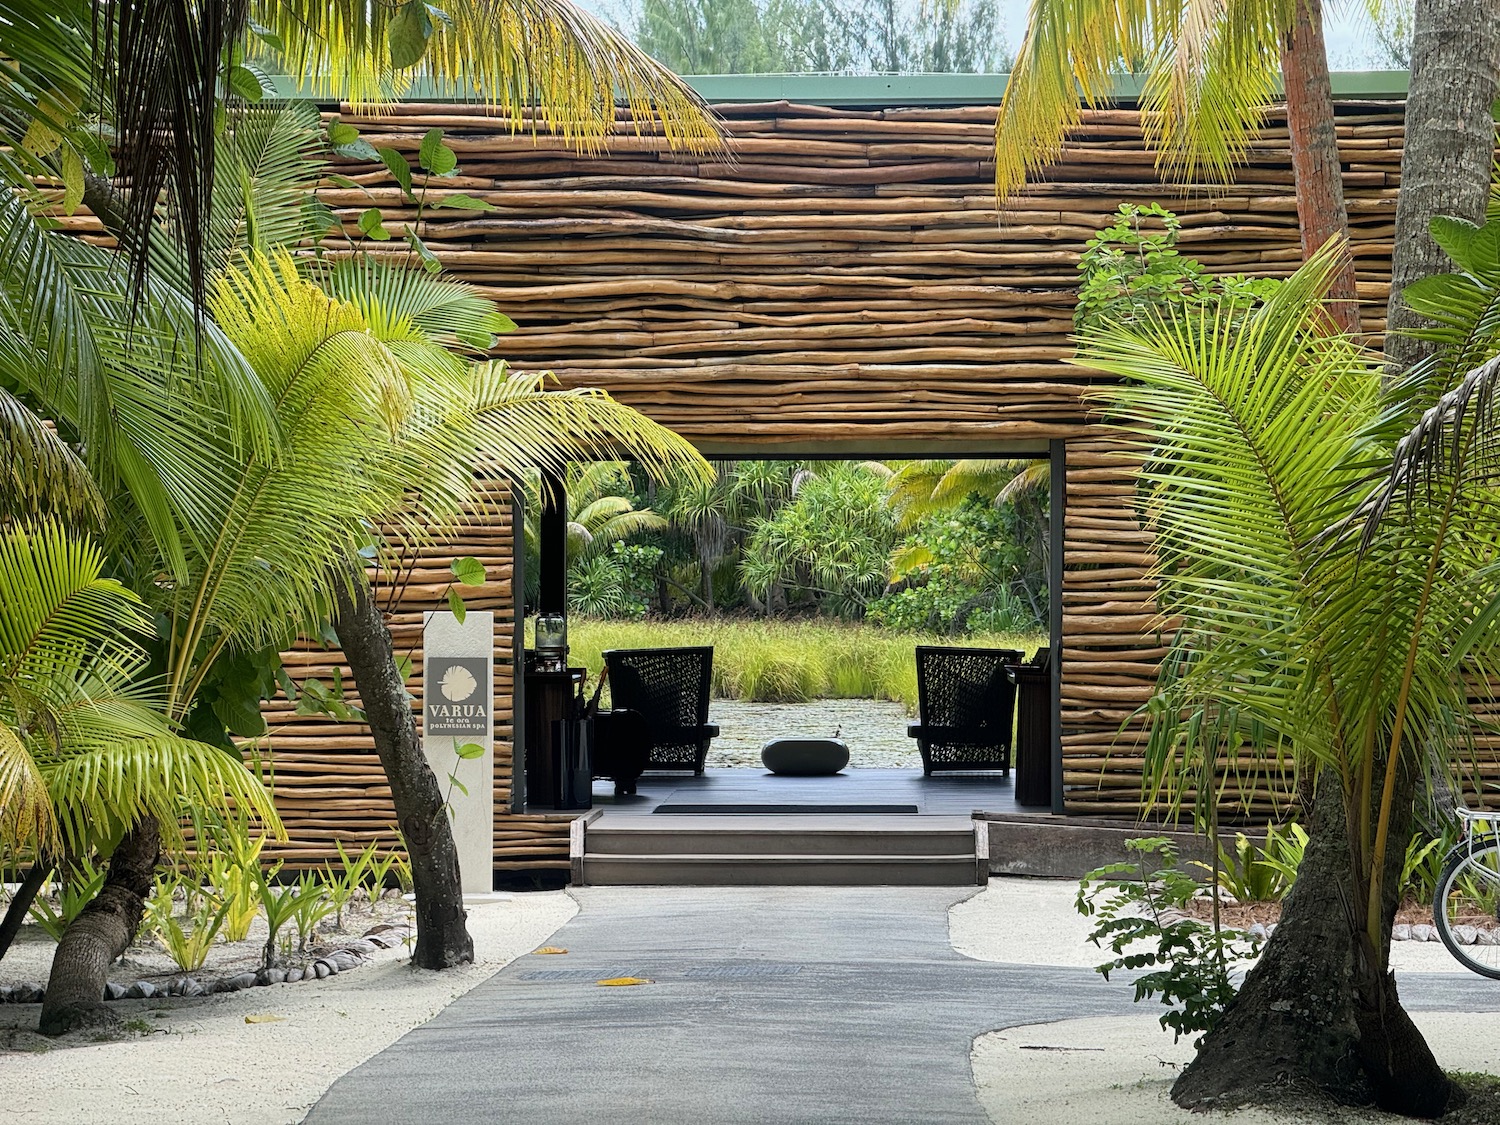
[995,0,1359,333]
[0,0,719,1016]
[884,459,1040,530]
[0,0,723,463]
[1077,231,1500,1113]
[521,462,668,567]
[0,522,281,968]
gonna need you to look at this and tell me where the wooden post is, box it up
[510,486,528,814]
[1049,438,1066,816]
[539,468,566,617]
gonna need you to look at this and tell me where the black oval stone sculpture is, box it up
[760,737,850,776]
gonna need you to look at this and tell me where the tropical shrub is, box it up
[1191,825,1307,904]
[27,857,107,943]
[149,883,231,973]
[1077,837,1262,1045]
[569,542,663,619]
[1401,821,1463,907]
[872,498,1046,633]
[1074,203,1278,331]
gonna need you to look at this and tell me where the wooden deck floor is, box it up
[589,767,1033,819]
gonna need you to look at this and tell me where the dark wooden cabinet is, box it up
[1008,664,1053,807]
[523,665,587,811]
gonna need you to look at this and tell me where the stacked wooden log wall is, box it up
[261,484,573,874]
[255,94,1411,869]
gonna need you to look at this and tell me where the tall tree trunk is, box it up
[1173,779,1457,1115]
[1173,7,1499,1115]
[332,573,474,970]
[1280,0,1360,335]
[0,862,52,963]
[38,821,159,1035]
[1386,0,1500,373]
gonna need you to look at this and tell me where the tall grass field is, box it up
[556,619,1047,712]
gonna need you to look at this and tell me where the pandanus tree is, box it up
[1078,231,1500,1113]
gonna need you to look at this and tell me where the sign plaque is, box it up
[421,610,494,894]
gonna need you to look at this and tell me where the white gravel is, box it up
[0,892,576,1125]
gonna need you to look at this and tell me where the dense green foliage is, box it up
[874,496,1045,633]
[1074,203,1278,332]
[630,0,1011,75]
[528,457,1049,632]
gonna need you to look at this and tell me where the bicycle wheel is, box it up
[1434,843,1500,979]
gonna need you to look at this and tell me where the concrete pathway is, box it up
[306,887,1500,1125]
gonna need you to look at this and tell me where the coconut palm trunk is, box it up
[1172,780,1449,1114]
[1280,0,1359,334]
[332,577,474,969]
[1386,0,1500,371]
[39,821,160,1034]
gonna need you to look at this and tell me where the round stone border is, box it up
[0,922,412,1004]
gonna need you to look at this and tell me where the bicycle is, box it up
[1433,807,1500,978]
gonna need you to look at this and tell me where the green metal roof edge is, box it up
[274,69,1409,107]
[685,70,1409,104]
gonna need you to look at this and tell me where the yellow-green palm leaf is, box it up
[258,0,723,153]
[996,0,1288,198]
[0,522,281,855]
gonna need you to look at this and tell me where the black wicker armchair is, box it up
[603,646,720,774]
[907,645,1022,776]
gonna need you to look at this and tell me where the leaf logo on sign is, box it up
[441,665,478,702]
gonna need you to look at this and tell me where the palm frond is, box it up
[996,0,1288,197]
[995,0,1160,198]
[40,734,282,856]
[205,99,329,281]
[102,0,250,310]
[1139,0,1285,185]
[1357,352,1500,547]
[0,723,55,853]
[0,521,281,855]
[930,458,1023,507]
[317,255,515,351]
[1077,239,1377,794]
[469,364,712,487]
[0,190,276,577]
[996,460,1051,504]
[0,387,101,525]
[258,0,724,154]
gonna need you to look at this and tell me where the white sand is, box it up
[955,878,1497,1124]
[949,875,1475,976]
[0,892,576,1125]
[973,1014,1500,1125]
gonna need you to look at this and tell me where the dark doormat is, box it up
[652,803,920,815]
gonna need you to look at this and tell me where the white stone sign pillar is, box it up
[421,610,494,895]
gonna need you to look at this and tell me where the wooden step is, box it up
[579,852,983,886]
[585,826,974,857]
[574,813,986,886]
